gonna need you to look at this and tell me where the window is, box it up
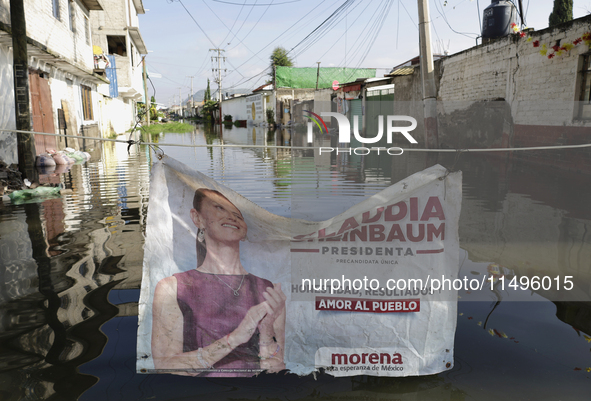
[107,35,127,56]
[579,54,591,119]
[84,16,90,45]
[81,85,93,121]
[68,0,75,32]
[52,0,60,20]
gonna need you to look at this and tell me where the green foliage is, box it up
[223,114,232,122]
[137,102,146,118]
[270,47,293,76]
[150,104,158,121]
[266,108,275,124]
[549,0,573,27]
[202,100,218,122]
[205,79,211,101]
[136,122,195,135]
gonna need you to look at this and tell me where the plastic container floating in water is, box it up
[5,186,62,204]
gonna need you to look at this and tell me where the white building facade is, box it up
[90,0,147,135]
[0,0,107,161]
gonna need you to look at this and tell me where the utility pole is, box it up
[142,56,150,126]
[211,48,226,127]
[418,0,438,148]
[178,87,182,118]
[187,76,194,117]
[315,61,321,90]
[10,0,36,179]
[273,64,277,126]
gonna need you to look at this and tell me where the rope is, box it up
[3,129,591,153]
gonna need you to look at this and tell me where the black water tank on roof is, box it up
[482,0,518,39]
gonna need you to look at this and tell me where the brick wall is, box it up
[439,16,591,128]
[432,15,591,170]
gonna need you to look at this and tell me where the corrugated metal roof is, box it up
[387,66,416,76]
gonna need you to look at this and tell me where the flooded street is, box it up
[1,124,591,400]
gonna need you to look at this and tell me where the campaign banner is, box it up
[137,155,462,377]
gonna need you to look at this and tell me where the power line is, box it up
[254,0,343,58]
[292,0,367,61]
[288,0,355,56]
[308,0,367,65]
[217,0,248,47]
[198,0,269,65]
[343,0,394,81]
[399,0,418,29]
[396,0,400,48]
[224,66,271,90]
[213,0,300,5]
[225,0,262,48]
[434,0,479,39]
[146,62,190,88]
[176,0,218,48]
[222,1,328,80]
[338,0,387,70]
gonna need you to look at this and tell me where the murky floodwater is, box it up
[1,124,590,400]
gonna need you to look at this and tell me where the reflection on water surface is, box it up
[0,125,590,400]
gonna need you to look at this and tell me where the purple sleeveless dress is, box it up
[174,269,273,377]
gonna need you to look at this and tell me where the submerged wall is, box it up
[0,43,16,164]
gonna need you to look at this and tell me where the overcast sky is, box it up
[140,0,591,106]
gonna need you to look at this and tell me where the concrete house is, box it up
[89,0,147,135]
[0,0,107,162]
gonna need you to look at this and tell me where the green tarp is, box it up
[275,66,376,89]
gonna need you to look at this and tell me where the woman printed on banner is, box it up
[151,188,286,376]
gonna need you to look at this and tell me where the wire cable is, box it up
[227,0,274,52]
[292,0,365,63]
[434,0,479,39]
[199,0,266,62]
[176,0,218,48]
[221,1,328,81]
[14,129,591,153]
[217,0,248,47]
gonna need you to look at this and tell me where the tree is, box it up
[549,0,573,27]
[270,47,293,72]
[205,79,211,101]
[150,96,157,120]
[201,100,218,123]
